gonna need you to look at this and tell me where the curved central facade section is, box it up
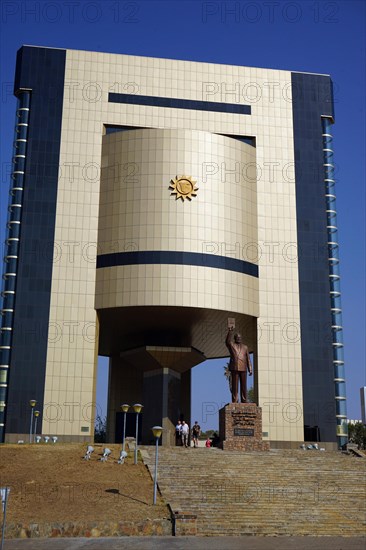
[96,129,258,357]
[96,129,259,444]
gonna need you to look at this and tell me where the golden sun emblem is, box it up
[169,175,198,201]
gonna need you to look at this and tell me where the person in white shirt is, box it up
[181,420,189,448]
[175,420,182,446]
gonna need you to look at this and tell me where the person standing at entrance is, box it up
[181,420,189,447]
[192,421,201,448]
[175,420,182,446]
[226,327,253,403]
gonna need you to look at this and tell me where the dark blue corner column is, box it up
[291,72,344,446]
[0,46,66,441]
[0,91,31,440]
[321,117,347,446]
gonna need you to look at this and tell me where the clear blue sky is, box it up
[0,1,365,430]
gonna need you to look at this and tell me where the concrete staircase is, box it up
[143,447,366,536]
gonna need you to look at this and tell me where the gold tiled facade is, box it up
[96,129,258,316]
[37,49,303,443]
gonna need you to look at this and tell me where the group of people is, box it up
[175,420,220,448]
[175,420,201,448]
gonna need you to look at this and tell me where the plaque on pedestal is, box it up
[219,403,270,451]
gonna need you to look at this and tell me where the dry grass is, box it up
[0,443,169,524]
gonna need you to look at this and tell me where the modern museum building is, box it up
[0,46,347,448]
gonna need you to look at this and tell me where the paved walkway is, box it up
[3,537,366,549]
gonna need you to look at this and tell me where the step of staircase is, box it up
[142,447,366,536]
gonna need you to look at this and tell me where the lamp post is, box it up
[151,426,163,505]
[132,403,143,464]
[33,410,40,440]
[29,399,37,443]
[120,404,130,453]
[0,487,10,550]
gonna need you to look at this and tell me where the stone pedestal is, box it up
[219,403,270,451]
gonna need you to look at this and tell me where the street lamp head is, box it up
[133,403,143,414]
[118,450,128,464]
[83,445,94,460]
[34,410,40,418]
[121,404,130,413]
[100,447,112,461]
[29,399,37,407]
[152,425,163,439]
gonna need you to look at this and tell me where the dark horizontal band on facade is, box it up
[108,93,251,115]
[97,251,259,277]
